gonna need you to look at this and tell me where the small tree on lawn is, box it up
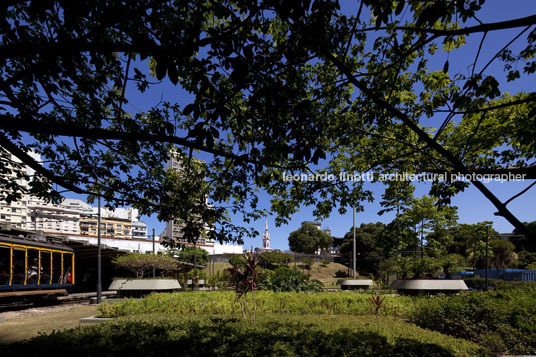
[300,257,314,274]
[258,251,292,269]
[113,253,178,278]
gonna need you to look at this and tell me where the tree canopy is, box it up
[340,222,386,258]
[1,0,536,245]
[288,223,333,254]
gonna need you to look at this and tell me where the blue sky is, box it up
[36,1,536,250]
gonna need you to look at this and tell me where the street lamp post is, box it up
[97,196,102,304]
[353,207,356,278]
[152,228,156,278]
[192,241,197,292]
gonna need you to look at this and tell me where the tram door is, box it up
[52,252,62,284]
[40,251,52,285]
[0,246,9,285]
[12,248,25,285]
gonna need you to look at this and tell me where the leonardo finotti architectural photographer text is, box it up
[282,172,526,183]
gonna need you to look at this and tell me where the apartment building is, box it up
[27,197,80,234]
[161,149,243,254]
[163,150,213,247]
[80,215,132,239]
[0,149,30,230]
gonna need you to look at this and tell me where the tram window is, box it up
[27,249,39,285]
[40,251,51,285]
[52,252,62,284]
[0,246,10,285]
[12,248,26,285]
[63,253,73,284]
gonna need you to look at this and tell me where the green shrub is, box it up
[228,254,246,267]
[410,286,536,355]
[113,253,178,278]
[187,268,207,280]
[335,269,350,278]
[97,291,415,318]
[464,278,536,291]
[261,267,323,292]
[0,315,488,357]
[258,251,293,268]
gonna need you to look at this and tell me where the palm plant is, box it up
[227,254,260,323]
[369,295,386,315]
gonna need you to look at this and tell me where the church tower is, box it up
[262,217,271,251]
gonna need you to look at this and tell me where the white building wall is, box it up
[132,221,148,239]
[28,197,80,234]
[67,236,168,254]
[0,150,30,229]
[212,242,244,255]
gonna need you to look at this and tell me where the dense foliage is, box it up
[411,285,536,355]
[172,246,209,267]
[261,267,324,292]
[96,291,413,318]
[112,253,178,278]
[288,222,333,254]
[0,315,487,357]
[2,0,536,244]
[94,283,536,355]
[464,278,536,291]
[258,251,293,268]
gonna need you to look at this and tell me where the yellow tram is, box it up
[0,233,75,299]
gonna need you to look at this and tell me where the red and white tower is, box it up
[262,218,271,251]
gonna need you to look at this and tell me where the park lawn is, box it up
[204,261,351,288]
[307,262,353,287]
[203,261,230,275]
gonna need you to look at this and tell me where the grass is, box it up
[203,261,230,275]
[0,304,97,344]
[306,262,354,287]
[97,291,415,318]
[1,313,488,356]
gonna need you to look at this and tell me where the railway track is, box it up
[0,291,116,312]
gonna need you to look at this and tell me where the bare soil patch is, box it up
[0,303,97,343]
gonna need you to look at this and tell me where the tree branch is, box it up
[0,132,89,196]
[324,51,535,239]
[365,14,536,37]
[504,181,536,206]
[0,116,301,170]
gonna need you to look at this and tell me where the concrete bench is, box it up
[109,279,181,298]
[336,279,373,290]
[390,279,468,295]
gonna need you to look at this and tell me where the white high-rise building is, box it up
[0,149,149,246]
[163,150,213,246]
[0,148,30,230]
[27,197,80,234]
[162,149,243,254]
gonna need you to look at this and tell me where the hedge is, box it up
[96,287,536,355]
[0,314,488,357]
[464,277,536,291]
[97,291,415,318]
[411,285,536,355]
